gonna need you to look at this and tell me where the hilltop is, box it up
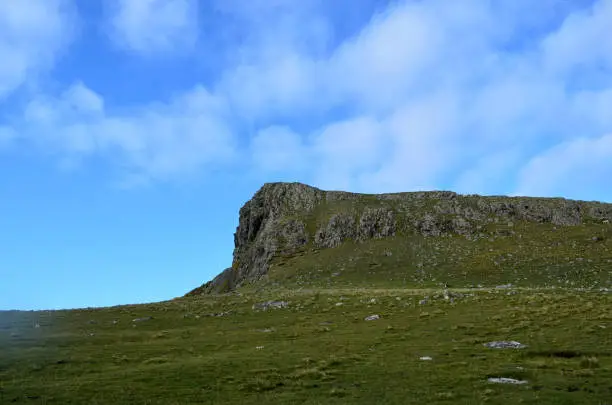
[188,182,612,295]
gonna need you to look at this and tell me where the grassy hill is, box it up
[1,183,611,404]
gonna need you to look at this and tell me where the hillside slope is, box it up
[187,182,612,295]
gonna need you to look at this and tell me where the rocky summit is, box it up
[187,182,612,295]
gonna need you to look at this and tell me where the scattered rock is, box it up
[436,290,465,301]
[34,323,40,329]
[132,316,153,323]
[484,341,527,349]
[252,300,289,311]
[87,320,97,325]
[111,320,118,325]
[255,346,265,350]
[488,377,528,385]
[331,272,341,277]
[496,283,513,289]
[206,311,232,317]
[257,328,275,333]
[364,314,380,321]
[419,298,429,305]
[420,356,433,361]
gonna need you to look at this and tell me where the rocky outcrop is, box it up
[314,213,356,248]
[187,182,612,295]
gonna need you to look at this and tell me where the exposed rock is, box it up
[488,377,528,385]
[419,356,433,361]
[252,300,289,311]
[132,316,153,322]
[315,213,356,248]
[357,208,396,240]
[279,219,309,254]
[205,311,232,317]
[364,314,380,321]
[484,341,527,349]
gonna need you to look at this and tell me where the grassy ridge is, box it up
[265,220,611,291]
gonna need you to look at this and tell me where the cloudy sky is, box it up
[1,0,611,310]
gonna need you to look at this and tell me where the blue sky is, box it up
[1,0,612,310]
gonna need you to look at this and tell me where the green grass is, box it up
[1,287,610,404]
[265,220,611,291]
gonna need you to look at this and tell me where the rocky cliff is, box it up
[186,182,612,295]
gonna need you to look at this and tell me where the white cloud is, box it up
[107,0,198,55]
[235,0,612,197]
[16,83,236,182]
[515,134,612,200]
[541,0,612,75]
[0,0,75,99]
[5,0,612,199]
[251,126,307,174]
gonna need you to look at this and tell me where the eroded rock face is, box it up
[358,208,396,240]
[315,213,356,248]
[187,182,612,295]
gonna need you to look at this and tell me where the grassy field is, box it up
[1,286,610,404]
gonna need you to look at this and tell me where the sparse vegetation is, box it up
[1,288,610,404]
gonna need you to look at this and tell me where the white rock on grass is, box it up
[484,341,527,349]
[419,356,433,361]
[252,301,289,311]
[488,377,528,385]
[364,314,380,321]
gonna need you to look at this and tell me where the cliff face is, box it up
[186,182,612,295]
